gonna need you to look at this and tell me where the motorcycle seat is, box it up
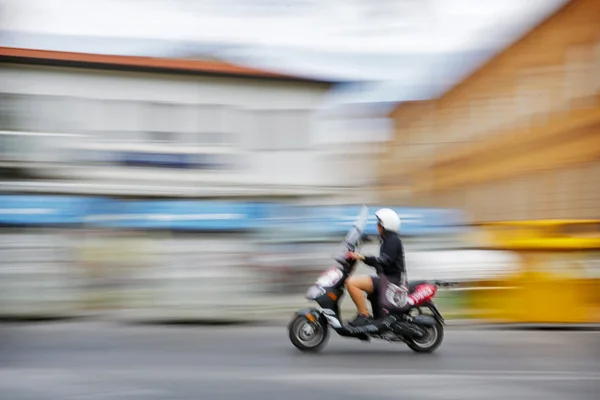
[407,280,430,294]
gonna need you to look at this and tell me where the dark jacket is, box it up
[363,231,406,285]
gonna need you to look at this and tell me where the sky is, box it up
[1,0,568,81]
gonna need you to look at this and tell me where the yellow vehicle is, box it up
[466,220,600,324]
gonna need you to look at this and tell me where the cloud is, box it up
[2,0,568,54]
[0,0,569,82]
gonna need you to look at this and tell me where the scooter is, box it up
[288,206,457,353]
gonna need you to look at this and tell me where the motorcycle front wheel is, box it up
[288,314,329,353]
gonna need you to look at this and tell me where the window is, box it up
[74,97,104,135]
[0,93,31,131]
[176,104,201,143]
[565,44,598,109]
[222,107,247,147]
[250,110,311,151]
[141,102,181,143]
[422,106,438,143]
[276,110,310,150]
[0,94,80,134]
[197,105,233,145]
[146,131,178,143]
[91,100,144,143]
[29,95,70,133]
[0,93,19,131]
[249,110,274,150]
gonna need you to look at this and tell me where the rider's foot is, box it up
[349,314,372,327]
[357,334,371,342]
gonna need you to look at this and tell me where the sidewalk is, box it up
[2,293,598,330]
[102,296,594,330]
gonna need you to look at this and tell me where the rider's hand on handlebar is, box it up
[346,251,365,261]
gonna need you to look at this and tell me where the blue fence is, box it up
[0,195,92,226]
[300,205,467,236]
[87,199,263,231]
[0,196,466,235]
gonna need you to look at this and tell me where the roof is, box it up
[0,46,336,84]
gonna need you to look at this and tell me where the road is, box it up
[0,322,598,400]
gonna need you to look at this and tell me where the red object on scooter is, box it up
[408,284,437,306]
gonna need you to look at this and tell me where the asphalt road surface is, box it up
[0,321,599,400]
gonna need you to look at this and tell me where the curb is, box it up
[0,314,104,323]
[104,319,600,331]
[2,314,598,331]
[87,316,600,331]
[467,323,600,331]
[2,318,599,331]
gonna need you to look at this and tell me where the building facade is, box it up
[378,0,600,222]
[0,47,357,200]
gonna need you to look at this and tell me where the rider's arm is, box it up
[362,237,400,272]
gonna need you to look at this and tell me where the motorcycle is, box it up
[288,205,457,353]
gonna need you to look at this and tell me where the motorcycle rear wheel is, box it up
[407,321,444,353]
[288,315,329,353]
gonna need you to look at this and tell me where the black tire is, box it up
[288,314,329,353]
[407,321,444,353]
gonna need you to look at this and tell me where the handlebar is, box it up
[433,280,459,288]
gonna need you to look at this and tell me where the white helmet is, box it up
[375,208,401,233]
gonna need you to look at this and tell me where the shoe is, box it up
[349,314,372,327]
[357,334,371,342]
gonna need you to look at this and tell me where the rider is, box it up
[346,208,406,326]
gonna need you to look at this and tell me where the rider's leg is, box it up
[346,275,374,325]
[367,276,382,320]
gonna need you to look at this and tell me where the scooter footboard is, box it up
[335,316,397,336]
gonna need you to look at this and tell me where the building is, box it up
[308,82,401,205]
[0,47,471,319]
[377,0,600,222]
[0,46,356,200]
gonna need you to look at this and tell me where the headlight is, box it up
[305,285,326,300]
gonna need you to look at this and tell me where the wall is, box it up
[379,0,600,221]
[0,64,338,191]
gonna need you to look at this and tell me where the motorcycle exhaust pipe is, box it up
[392,321,426,340]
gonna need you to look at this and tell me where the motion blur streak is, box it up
[0,0,599,399]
